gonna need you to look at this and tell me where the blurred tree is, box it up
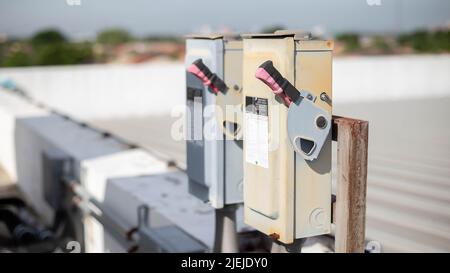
[397,33,410,46]
[97,29,132,45]
[432,30,450,52]
[2,50,32,67]
[260,25,285,34]
[0,42,5,61]
[144,35,181,43]
[34,43,93,66]
[372,36,392,54]
[31,29,67,47]
[34,44,70,65]
[336,33,361,52]
[409,30,433,52]
[397,30,449,53]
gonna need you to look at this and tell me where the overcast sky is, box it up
[0,0,449,39]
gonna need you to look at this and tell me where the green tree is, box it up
[432,30,450,52]
[336,33,361,53]
[34,43,93,66]
[31,29,67,48]
[97,29,131,45]
[2,50,32,67]
[372,36,392,54]
[409,31,433,52]
[397,30,450,53]
[0,42,5,61]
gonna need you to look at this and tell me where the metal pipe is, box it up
[72,197,138,252]
[0,208,37,244]
[213,204,239,253]
[0,197,26,208]
[66,179,139,251]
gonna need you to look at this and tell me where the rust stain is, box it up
[269,232,280,240]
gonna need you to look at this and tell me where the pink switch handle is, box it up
[187,63,219,93]
[187,59,227,94]
[255,60,301,107]
[255,67,292,106]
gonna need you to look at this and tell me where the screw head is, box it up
[316,116,327,129]
[320,92,330,102]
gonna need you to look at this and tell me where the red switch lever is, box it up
[255,60,300,106]
[187,59,227,94]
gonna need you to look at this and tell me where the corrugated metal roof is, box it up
[91,96,450,253]
[333,97,450,252]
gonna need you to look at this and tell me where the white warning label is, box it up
[245,96,269,168]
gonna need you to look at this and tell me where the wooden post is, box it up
[332,116,369,253]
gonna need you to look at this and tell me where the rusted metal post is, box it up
[332,116,369,253]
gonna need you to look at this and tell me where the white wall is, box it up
[0,62,185,120]
[1,55,449,121]
[333,55,450,104]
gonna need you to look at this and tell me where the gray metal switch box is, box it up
[185,34,243,209]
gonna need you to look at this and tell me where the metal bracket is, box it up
[287,93,331,161]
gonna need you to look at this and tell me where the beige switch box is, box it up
[242,31,333,244]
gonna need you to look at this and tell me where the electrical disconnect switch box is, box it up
[185,34,243,209]
[242,30,333,243]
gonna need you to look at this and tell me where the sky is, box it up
[0,0,449,40]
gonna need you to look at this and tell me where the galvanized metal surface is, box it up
[333,97,450,253]
[104,171,250,250]
[136,205,208,253]
[185,37,244,208]
[213,204,239,253]
[185,38,224,208]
